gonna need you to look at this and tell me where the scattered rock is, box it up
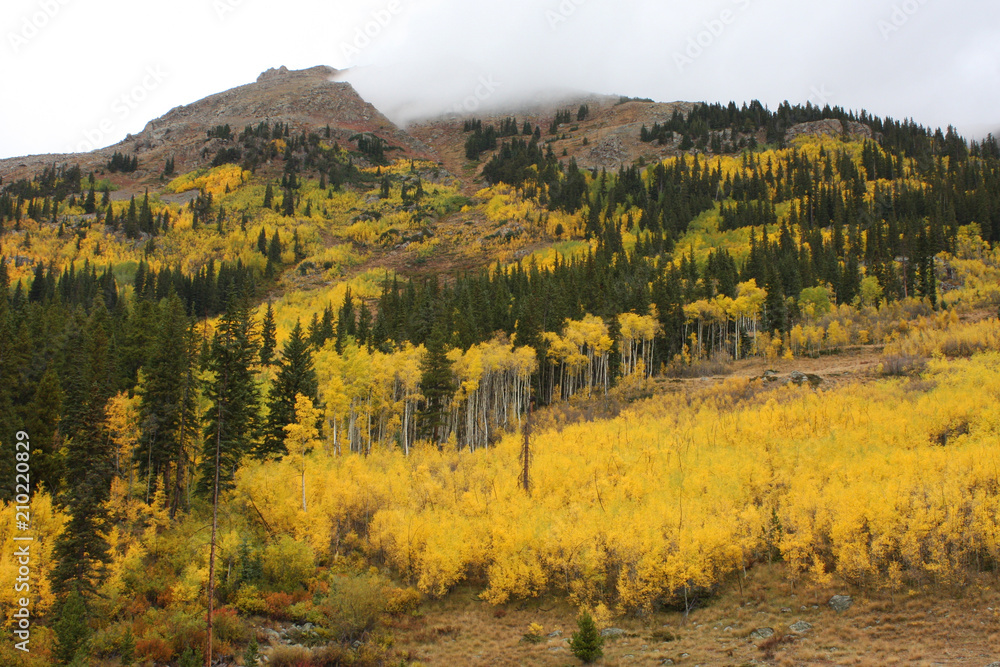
[588,137,629,169]
[829,595,853,612]
[680,652,690,658]
[601,627,626,638]
[781,607,792,613]
[789,620,812,633]
[547,630,562,637]
[784,119,873,144]
[984,662,1000,667]
[660,660,675,666]
[789,371,823,387]
[749,628,775,641]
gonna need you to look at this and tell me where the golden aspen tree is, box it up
[283,394,322,512]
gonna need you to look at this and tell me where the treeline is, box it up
[637,99,1000,165]
[463,116,539,160]
[107,151,138,173]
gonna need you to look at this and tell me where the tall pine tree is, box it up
[196,297,261,495]
[260,320,318,458]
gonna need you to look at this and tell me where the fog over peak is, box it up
[1,0,997,158]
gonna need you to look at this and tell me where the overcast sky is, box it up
[1,0,998,159]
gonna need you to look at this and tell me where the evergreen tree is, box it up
[137,295,197,504]
[53,588,91,665]
[243,634,261,666]
[568,612,604,664]
[260,321,318,458]
[119,627,135,666]
[52,301,116,596]
[418,322,455,446]
[260,302,277,366]
[263,183,273,209]
[268,230,283,264]
[197,297,261,495]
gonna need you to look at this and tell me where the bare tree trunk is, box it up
[520,396,532,495]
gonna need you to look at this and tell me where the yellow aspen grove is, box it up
[617,312,661,377]
[543,315,613,400]
[729,280,766,360]
[449,339,537,451]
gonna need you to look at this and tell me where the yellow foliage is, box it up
[233,352,1000,610]
[0,491,65,624]
[167,164,250,196]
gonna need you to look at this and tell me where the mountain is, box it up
[0,65,432,186]
[0,65,887,195]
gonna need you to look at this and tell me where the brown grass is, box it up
[389,568,1000,666]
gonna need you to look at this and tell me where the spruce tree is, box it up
[53,301,116,596]
[418,322,455,446]
[119,627,135,666]
[53,588,91,665]
[568,611,604,663]
[259,302,277,366]
[137,295,197,503]
[243,634,261,666]
[197,296,261,495]
[124,195,139,238]
[268,231,283,263]
[260,321,318,458]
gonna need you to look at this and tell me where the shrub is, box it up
[268,645,314,667]
[384,586,422,615]
[234,584,269,615]
[265,591,300,620]
[263,536,316,592]
[178,647,201,667]
[318,573,389,642]
[522,622,545,644]
[136,635,174,664]
[568,612,604,664]
[212,607,250,644]
[879,354,926,376]
[287,600,322,624]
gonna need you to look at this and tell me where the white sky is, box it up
[1,0,998,159]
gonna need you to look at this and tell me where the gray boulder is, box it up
[749,627,774,641]
[829,595,853,612]
[789,620,812,633]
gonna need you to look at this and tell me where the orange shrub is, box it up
[136,636,174,663]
